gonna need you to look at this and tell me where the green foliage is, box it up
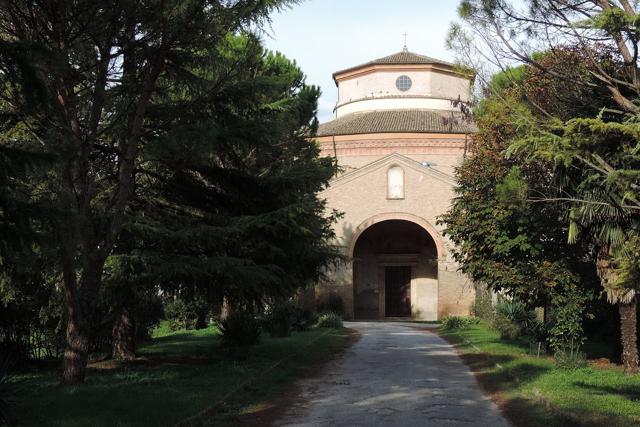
[263,301,319,337]
[519,47,615,122]
[504,63,640,306]
[315,313,343,329]
[0,0,311,380]
[0,146,63,361]
[164,297,210,332]
[472,293,495,322]
[589,8,640,34]
[0,25,341,379]
[495,166,528,208]
[439,49,605,359]
[102,254,164,342]
[263,300,297,337]
[441,316,479,330]
[548,285,589,354]
[450,0,640,400]
[440,94,597,310]
[441,322,640,426]
[609,235,640,299]
[0,268,65,361]
[488,65,527,94]
[219,311,261,347]
[493,315,522,341]
[493,299,548,342]
[524,320,548,344]
[457,0,474,18]
[496,300,535,327]
[554,345,587,370]
[131,33,342,310]
[316,293,344,315]
[292,307,318,332]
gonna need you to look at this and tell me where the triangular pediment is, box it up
[322,152,455,193]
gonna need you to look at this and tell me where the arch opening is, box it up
[352,219,438,320]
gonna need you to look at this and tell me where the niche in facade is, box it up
[387,166,404,199]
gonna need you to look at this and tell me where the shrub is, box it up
[292,306,317,332]
[524,321,549,358]
[547,286,589,354]
[133,292,165,341]
[317,293,344,315]
[315,312,343,329]
[521,318,548,342]
[165,297,210,331]
[554,344,587,369]
[219,311,261,346]
[164,299,189,331]
[263,301,296,338]
[472,293,495,321]
[441,316,479,330]
[496,299,536,326]
[493,299,539,340]
[0,277,65,361]
[493,314,522,340]
[263,301,319,336]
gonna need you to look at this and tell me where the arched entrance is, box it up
[352,219,438,320]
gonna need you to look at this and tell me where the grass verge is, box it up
[438,322,640,427]
[14,324,353,427]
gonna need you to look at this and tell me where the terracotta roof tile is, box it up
[333,50,453,78]
[372,51,453,66]
[316,109,477,137]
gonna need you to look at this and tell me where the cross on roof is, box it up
[402,32,408,51]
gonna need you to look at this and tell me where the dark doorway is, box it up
[352,219,437,320]
[385,266,411,317]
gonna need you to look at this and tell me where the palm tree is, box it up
[569,191,639,374]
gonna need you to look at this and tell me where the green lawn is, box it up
[439,322,640,427]
[14,323,351,426]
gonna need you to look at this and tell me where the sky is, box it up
[262,0,463,123]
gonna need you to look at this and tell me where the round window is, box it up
[396,75,412,91]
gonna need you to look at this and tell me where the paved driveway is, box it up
[275,322,510,427]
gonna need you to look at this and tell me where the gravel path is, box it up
[274,322,510,427]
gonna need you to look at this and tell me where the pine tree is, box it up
[101,35,341,359]
[0,0,299,383]
[127,34,340,316]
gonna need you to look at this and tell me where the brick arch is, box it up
[348,212,445,258]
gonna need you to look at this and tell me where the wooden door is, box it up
[385,266,411,317]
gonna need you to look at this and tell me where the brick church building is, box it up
[314,48,476,320]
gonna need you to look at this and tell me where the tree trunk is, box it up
[60,238,88,384]
[62,306,89,384]
[61,254,104,384]
[112,307,136,360]
[220,297,232,321]
[619,296,639,375]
